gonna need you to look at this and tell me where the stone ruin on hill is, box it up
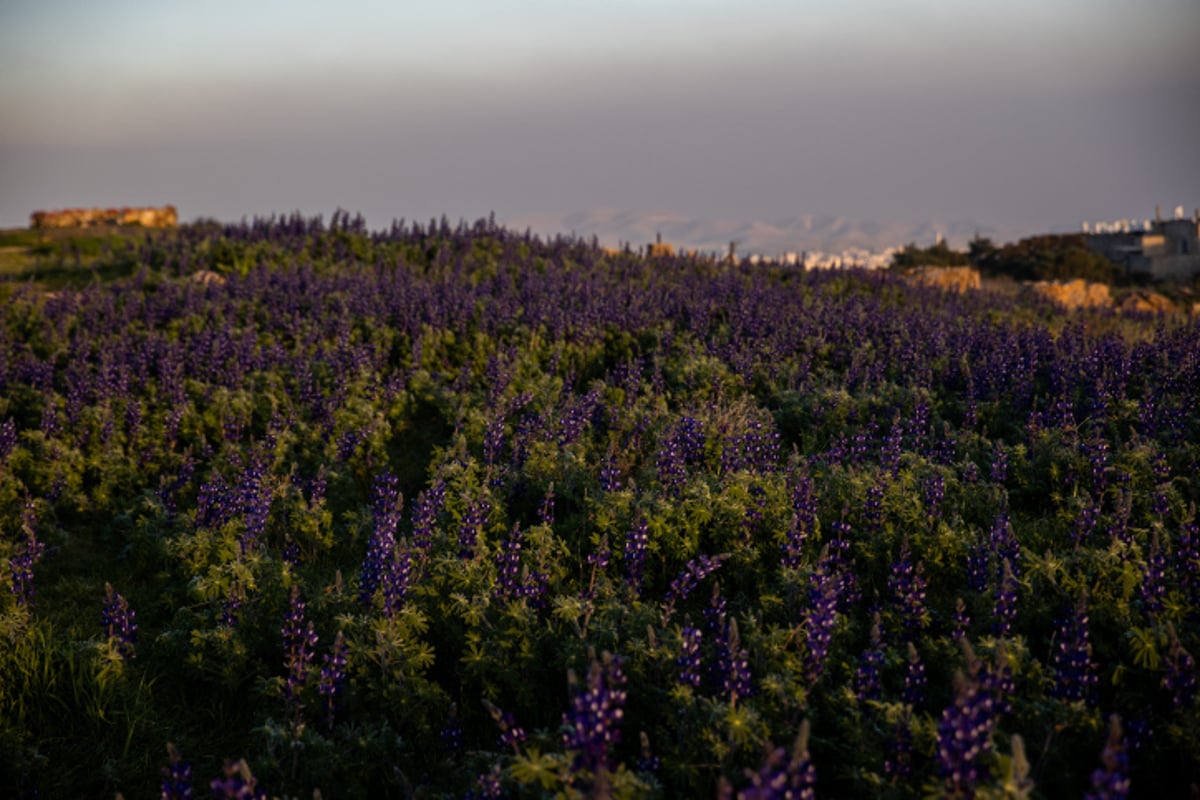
[30,206,178,229]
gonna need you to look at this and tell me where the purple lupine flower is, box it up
[823,524,860,609]
[196,476,238,529]
[238,456,271,554]
[737,720,816,800]
[966,534,989,593]
[902,642,927,708]
[220,582,243,628]
[467,762,504,800]
[1140,532,1167,617]
[305,467,328,507]
[380,545,413,618]
[1178,520,1200,606]
[657,415,705,492]
[209,759,266,799]
[992,558,1018,638]
[623,516,649,595]
[722,618,752,705]
[360,472,402,606]
[924,472,945,521]
[884,711,913,781]
[440,703,464,757]
[161,742,193,800]
[804,558,840,685]
[853,613,885,703]
[410,478,445,553]
[863,480,885,534]
[281,587,318,713]
[0,417,17,461]
[678,623,704,688]
[979,640,1015,717]
[494,524,525,602]
[989,443,1008,484]
[318,630,348,729]
[881,417,904,479]
[483,699,527,753]
[636,731,661,774]
[936,669,998,799]
[1073,502,1100,548]
[888,537,928,639]
[989,513,1020,578]
[102,582,137,659]
[600,451,622,493]
[581,535,610,603]
[1084,715,1130,800]
[562,652,627,776]
[663,553,729,620]
[458,495,490,560]
[538,483,556,527]
[782,469,817,569]
[1050,592,1097,705]
[1163,624,1197,710]
[952,597,971,643]
[9,503,45,607]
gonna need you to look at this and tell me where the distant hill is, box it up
[502,209,1021,256]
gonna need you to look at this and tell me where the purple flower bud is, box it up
[318,630,348,729]
[160,743,193,800]
[102,582,137,659]
[737,720,816,800]
[281,587,317,713]
[1084,715,1130,800]
[678,623,704,688]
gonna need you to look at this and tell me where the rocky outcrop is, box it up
[905,266,981,293]
[1028,279,1111,310]
[1118,291,1177,315]
[189,270,226,286]
[30,206,178,229]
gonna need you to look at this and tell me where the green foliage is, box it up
[891,239,972,269]
[974,234,1121,284]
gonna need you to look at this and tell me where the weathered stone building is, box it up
[1084,207,1200,281]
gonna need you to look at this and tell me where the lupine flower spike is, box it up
[1084,715,1130,800]
[102,582,137,659]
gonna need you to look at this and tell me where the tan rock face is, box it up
[189,270,226,286]
[1029,279,1112,310]
[1118,291,1177,315]
[905,266,982,293]
[30,206,178,229]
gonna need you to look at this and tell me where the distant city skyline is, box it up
[2,0,1197,239]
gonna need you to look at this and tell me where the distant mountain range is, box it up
[501,209,1024,256]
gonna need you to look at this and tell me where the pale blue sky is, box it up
[1,0,1197,239]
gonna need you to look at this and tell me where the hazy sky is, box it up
[2,0,1197,239]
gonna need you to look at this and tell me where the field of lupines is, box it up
[0,212,1197,798]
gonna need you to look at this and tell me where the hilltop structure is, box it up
[1082,206,1200,281]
